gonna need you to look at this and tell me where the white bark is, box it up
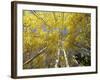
[55,48,60,68]
[62,48,69,67]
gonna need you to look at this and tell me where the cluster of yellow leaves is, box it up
[23,10,91,53]
[23,10,91,68]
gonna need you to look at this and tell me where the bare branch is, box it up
[62,12,64,27]
[31,11,51,27]
[52,12,57,24]
[23,47,47,65]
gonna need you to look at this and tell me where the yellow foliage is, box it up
[23,10,91,68]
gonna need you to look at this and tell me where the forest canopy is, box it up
[23,10,91,69]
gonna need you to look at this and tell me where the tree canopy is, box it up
[23,10,91,69]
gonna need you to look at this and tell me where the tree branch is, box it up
[31,11,51,28]
[23,47,47,65]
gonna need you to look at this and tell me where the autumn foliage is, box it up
[23,10,91,69]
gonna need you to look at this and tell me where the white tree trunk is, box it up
[55,48,60,68]
[62,48,69,67]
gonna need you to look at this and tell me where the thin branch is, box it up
[62,12,64,27]
[31,11,51,27]
[23,47,47,65]
[52,12,57,25]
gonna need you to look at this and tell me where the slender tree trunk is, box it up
[62,48,69,67]
[55,48,60,68]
